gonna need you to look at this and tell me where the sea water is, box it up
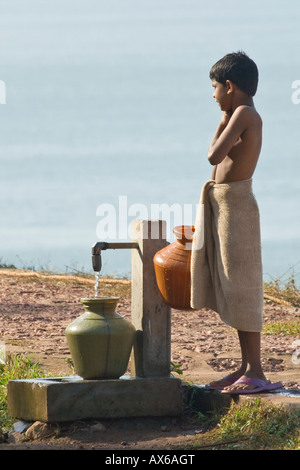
[0,0,299,285]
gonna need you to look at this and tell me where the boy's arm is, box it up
[211,165,217,179]
[207,107,249,165]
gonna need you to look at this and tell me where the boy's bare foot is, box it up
[205,370,244,390]
[222,376,266,392]
[221,375,283,395]
[221,371,279,394]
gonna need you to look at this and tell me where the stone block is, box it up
[7,375,183,423]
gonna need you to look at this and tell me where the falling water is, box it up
[94,272,100,297]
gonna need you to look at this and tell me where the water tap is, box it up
[92,241,139,272]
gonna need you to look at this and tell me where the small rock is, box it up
[161,425,169,432]
[89,422,106,433]
[25,421,57,440]
[13,420,31,433]
[182,430,196,436]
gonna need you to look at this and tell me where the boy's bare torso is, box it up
[210,106,262,184]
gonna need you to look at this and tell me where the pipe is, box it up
[92,241,139,272]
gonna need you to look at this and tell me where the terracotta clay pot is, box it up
[65,297,136,379]
[153,225,194,310]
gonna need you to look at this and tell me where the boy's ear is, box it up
[226,80,234,94]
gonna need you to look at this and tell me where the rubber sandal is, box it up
[221,376,283,395]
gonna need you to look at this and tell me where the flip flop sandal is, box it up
[221,377,283,395]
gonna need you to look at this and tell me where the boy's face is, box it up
[211,79,232,112]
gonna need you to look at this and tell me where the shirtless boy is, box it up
[205,52,280,393]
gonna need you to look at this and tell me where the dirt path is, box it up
[0,269,299,449]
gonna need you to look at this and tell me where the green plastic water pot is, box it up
[65,297,136,380]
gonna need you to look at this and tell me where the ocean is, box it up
[0,0,299,285]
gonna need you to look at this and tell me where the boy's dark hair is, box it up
[209,51,258,96]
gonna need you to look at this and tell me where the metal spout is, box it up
[92,241,139,272]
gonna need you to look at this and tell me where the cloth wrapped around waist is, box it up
[190,179,263,332]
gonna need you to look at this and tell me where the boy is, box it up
[190,52,282,394]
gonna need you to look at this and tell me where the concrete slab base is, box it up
[237,388,300,412]
[7,375,183,423]
[183,383,300,414]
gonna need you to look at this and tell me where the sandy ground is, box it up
[0,269,299,450]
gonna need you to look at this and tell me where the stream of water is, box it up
[94,272,100,298]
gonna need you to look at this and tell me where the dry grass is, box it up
[0,268,131,299]
[264,271,300,308]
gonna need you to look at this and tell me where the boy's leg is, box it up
[206,330,247,389]
[223,331,267,392]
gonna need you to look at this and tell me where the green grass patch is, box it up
[0,353,51,431]
[191,398,300,450]
[263,320,300,336]
[215,398,300,450]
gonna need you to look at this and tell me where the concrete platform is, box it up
[7,375,183,423]
[237,388,300,411]
[8,374,299,425]
[183,383,300,414]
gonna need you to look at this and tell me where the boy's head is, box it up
[209,51,258,97]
